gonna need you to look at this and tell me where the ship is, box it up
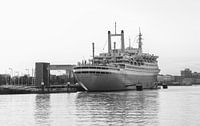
[73,25,160,91]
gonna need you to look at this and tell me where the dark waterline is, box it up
[0,86,200,126]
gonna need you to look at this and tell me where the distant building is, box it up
[192,72,200,84]
[181,68,192,78]
[194,79,200,84]
[180,68,200,85]
[157,68,200,86]
[0,74,10,85]
[157,74,174,82]
[182,78,194,85]
[50,74,70,85]
[192,72,200,79]
[174,76,183,83]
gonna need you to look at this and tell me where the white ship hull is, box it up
[73,26,160,91]
[73,67,159,91]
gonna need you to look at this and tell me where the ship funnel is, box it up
[121,30,125,52]
[108,31,111,53]
[107,23,125,53]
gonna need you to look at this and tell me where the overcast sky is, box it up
[0,0,200,75]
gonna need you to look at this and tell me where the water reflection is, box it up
[75,91,159,126]
[1,86,200,126]
[34,94,51,126]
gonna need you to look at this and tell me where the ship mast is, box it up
[92,42,95,64]
[138,27,142,53]
[115,22,117,35]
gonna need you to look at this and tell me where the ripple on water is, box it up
[0,86,200,126]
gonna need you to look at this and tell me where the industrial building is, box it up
[158,68,200,85]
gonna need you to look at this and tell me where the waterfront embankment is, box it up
[0,84,78,94]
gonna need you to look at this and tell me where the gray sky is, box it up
[0,0,200,75]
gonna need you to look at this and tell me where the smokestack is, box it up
[121,30,125,52]
[108,31,111,53]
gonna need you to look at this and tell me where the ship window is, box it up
[75,71,112,74]
[134,62,137,65]
[74,71,81,73]
[119,64,125,69]
[82,71,87,73]
[74,67,81,69]
[96,71,101,74]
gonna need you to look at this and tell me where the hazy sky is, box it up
[0,0,200,75]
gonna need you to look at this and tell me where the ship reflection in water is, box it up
[1,86,200,126]
[33,91,159,126]
[75,91,159,125]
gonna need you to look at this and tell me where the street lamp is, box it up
[31,68,34,85]
[21,72,24,85]
[25,69,29,86]
[9,68,13,85]
[4,70,8,85]
[15,71,20,85]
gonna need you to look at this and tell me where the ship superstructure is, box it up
[73,25,160,91]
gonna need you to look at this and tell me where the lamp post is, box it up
[32,68,34,85]
[21,72,24,85]
[25,69,29,86]
[9,68,13,85]
[15,71,20,85]
[4,70,8,85]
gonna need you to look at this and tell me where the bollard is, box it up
[162,83,168,89]
[41,82,44,92]
[136,81,143,91]
[136,85,143,91]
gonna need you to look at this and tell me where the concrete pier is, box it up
[0,84,80,94]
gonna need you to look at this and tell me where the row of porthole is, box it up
[125,67,158,72]
[74,67,109,70]
[74,67,120,71]
[74,71,112,74]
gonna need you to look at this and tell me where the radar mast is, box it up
[138,27,143,53]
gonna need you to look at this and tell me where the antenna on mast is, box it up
[139,27,141,34]
[115,22,117,34]
[138,27,143,53]
[92,42,95,64]
[129,37,131,48]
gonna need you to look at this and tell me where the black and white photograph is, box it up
[0,0,200,125]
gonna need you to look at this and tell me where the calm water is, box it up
[0,86,200,126]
